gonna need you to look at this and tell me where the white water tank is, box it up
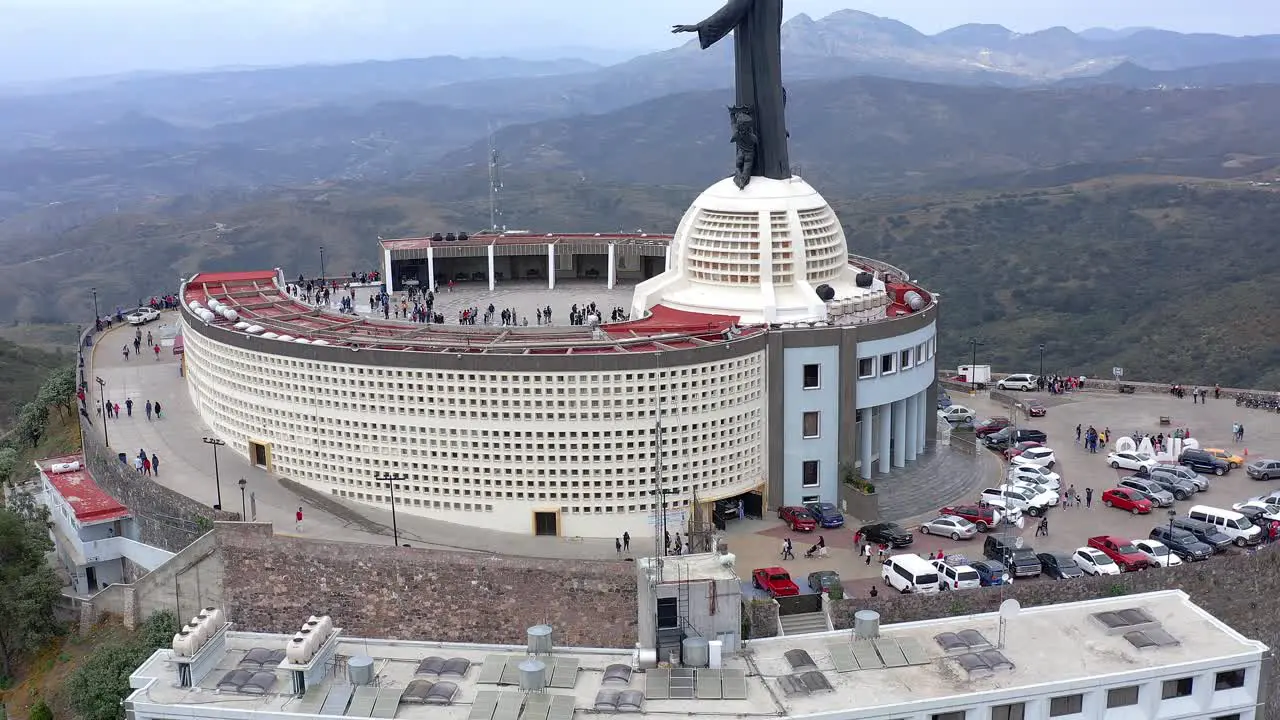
[682,638,710,668]
[311,339,329,346]
[221,309,239,322]
[518,659,547,691]
[197,310,216,323]
[245,325,264,334]
[261,332,279,339]
[308,615,334,642]
[297,627,318,657]
[234,321,250,330]
[285,634,312,664]
[188,301,204,312]
[294,338,311,344]
[527,625,553,655]
[51,461,82,473]
[854,610,881,640]
[276,335,295,342]
[904,291,924,311]
[202,607,224,630]
[172,630,195,657]
[348,656,374,685]
[185,622,205,651]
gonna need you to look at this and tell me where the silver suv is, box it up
[1148,464,1208,492]
[1117,477,1175,507]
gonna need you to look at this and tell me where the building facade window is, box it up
[1215,669,1246,691]
[1049,694,1083,717]
[991,703,1025,720]
[858,358,875,378]
[1107,686,1140,708]
[1162,677,1194,700]
[802,411,820,438]
[802,364,821,389]
[801,460,820,487]
[932,712,966,720]
[881,354,896,375]
[900,348,913,369]
[801,494,820,504]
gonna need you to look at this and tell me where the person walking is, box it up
[1085,487,1093,508]
[113,402,121,418]
[862,542,872,565]
[151,453,160,476]
[154,401,162,419]
[145,400,153,420]
[122,345,130,361]
[295,507,304,532]
[154,344,161,360]
[615,538,622,554]
[622,531,630,551]
[133,455,144,473]
[142,456,152,476]
[125,398,134,417]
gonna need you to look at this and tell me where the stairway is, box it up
[778,611,831,636]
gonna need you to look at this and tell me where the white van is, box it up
[1187,505,1262,547]
[882,554,941,594]
[997,373,1038,391]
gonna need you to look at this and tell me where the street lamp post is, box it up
[376,473,406,546]
[202,437,226,510]
[1167,509,1177,539]
[968,338,985,396]
[95,376,109,447]
[319,245,326,282]
[91,287,101,328]
[238,478,248,521]
[1038,343,1046,382]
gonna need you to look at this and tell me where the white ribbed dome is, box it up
[632,176,887,324]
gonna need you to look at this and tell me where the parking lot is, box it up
[725,387,1278,598]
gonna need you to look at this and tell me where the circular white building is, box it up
[179,178,939,540]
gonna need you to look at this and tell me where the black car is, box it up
[983,535,1042,577]
[1179,449,1229,476]
[1149,526,1214,561]
[860,522,914,547]
[1144,473,1197,501]
[983,427,1048,450]
[1168,517,1231,551]
[1036,551,1085,579]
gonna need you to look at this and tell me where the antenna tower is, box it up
[488,128,505,232]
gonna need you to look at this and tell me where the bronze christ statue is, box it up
[674,0,790,189]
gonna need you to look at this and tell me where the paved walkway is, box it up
[88,314,625,560]
[872,437,1000,523]
[334,280,637,326]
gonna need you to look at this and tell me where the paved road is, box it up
[88,314,625,560]
[725,386,1280,595]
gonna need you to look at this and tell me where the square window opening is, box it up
[1049,694,1083,717]
[802,411,820,438]
[801,460,820,488]
[802,364,821,389]
[1162,677,1194,700]
[1107,686,1139,708]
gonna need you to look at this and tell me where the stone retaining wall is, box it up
[744,599,779,639]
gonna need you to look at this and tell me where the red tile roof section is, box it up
[38,454,131,524]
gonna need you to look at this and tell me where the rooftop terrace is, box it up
[379,233,673,252]
[128,591,1263,720]
[37,453,130,524]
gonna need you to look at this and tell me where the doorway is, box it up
[249,440,271,469]
[533,511,559,537]
[85,566,98,593]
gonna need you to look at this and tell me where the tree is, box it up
[30,698,53,720]
[0,444,18,484]
[16,401,48,448]
[0,504,61,680]
[66,611,177,720]
[37,366,77,419]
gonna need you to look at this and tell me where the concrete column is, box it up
[383,248,395,293]
[487,243,496,292]
[916,391,928,454]
[426,246,436,292]
[892,399,907,468]
[548,244,556,290]
[859,411,873,480]
[878,405,892,474]
[664,243,672,272]
[905,395,918,463]
[607,244,616,290]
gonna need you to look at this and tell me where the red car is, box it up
[939,504,1000,532]
[777,506,817,532]
[1025,400,1047,417]
[1004,441,1043,460]
[1088,536,1151,572]
[751,567,800,597]
[1101,488,1152,515]
[975,417,1012,438]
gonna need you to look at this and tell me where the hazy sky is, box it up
[3,0,1279,84]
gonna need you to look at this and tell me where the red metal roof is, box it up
[380,232,673,251]
[183,272,759,355]
[38,454,131,524]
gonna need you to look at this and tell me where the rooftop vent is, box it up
[953,649,1015,679]
[1091,608,1159,636]
[518,659,547,693]
[238,648,287,668]
[595,688,645,713]
[527,625,553,655]
[602,664,633,687]
[784,649,818,672]
[935,629,993,654]
[401,679,459,705]
[415,656,471,678]
[1124,628,1181,650]
[777,671,834,697]
[348,656,375,686]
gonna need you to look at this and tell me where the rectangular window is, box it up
[801,494,820,504]
[900,348,913,369]
[1162,677,1194,700]
[881,354,896,375]
[1215,669,1246,691]
[1107,686,1140,708]
[917,342,927,363]
[1213,715,1241,720]
[858,358,875,379]
[802,364,821,389]
[932,713,966,720]
[656,597,678,629]
[801,460,820,487]
[802,411,820,438]
[1049,695,1083,717]
[991,703,1025,720]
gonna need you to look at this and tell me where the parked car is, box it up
[1036,551,1085,580]
[1108,451,1157,475]
[807,570,841,594]
[778,506,817,532]
[997,373,1038,391]
[1087,536,1151,572]
[1003,441,1043,460]
[938,406,975,424]
[751,567,800,597]
[1073,547,1121,576]
[1148,464,1209,492]
[986,427,1049,449]
[1168,517,1232,551]
[1250,490,1280,506]
[1009,446,1056,469]
[1144,472,1197,501]
[1204,448,1244,469]
[939,504,1008,533]
[1232,500,1280,524]
[1148,526,1214,561]
[1188,505,1262,547]
[969,559,1009,586]
[860,522,914,547]
[983,535,1041,577]
[1116,477,1175,507]
[1101,488,1153,514]
[1246,459,1280,481]
[804,502,845,528]
[126,306,161,325]
[931,559,982,590]
[1007,480,1059,508]
[937,390,953,410]
[919,515,978,540]
[1006,464,1061,490]
[980,486,1049,517]
[1023,399,1047,417]
[974,417,1012,438]
[1133,539,1182,568]
[1179,448,1229,476]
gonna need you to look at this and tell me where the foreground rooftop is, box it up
[37,453,130,524]
[128,591,1263,720]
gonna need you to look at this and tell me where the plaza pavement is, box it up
[337,279,637,326]
[726,386,1280,598]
